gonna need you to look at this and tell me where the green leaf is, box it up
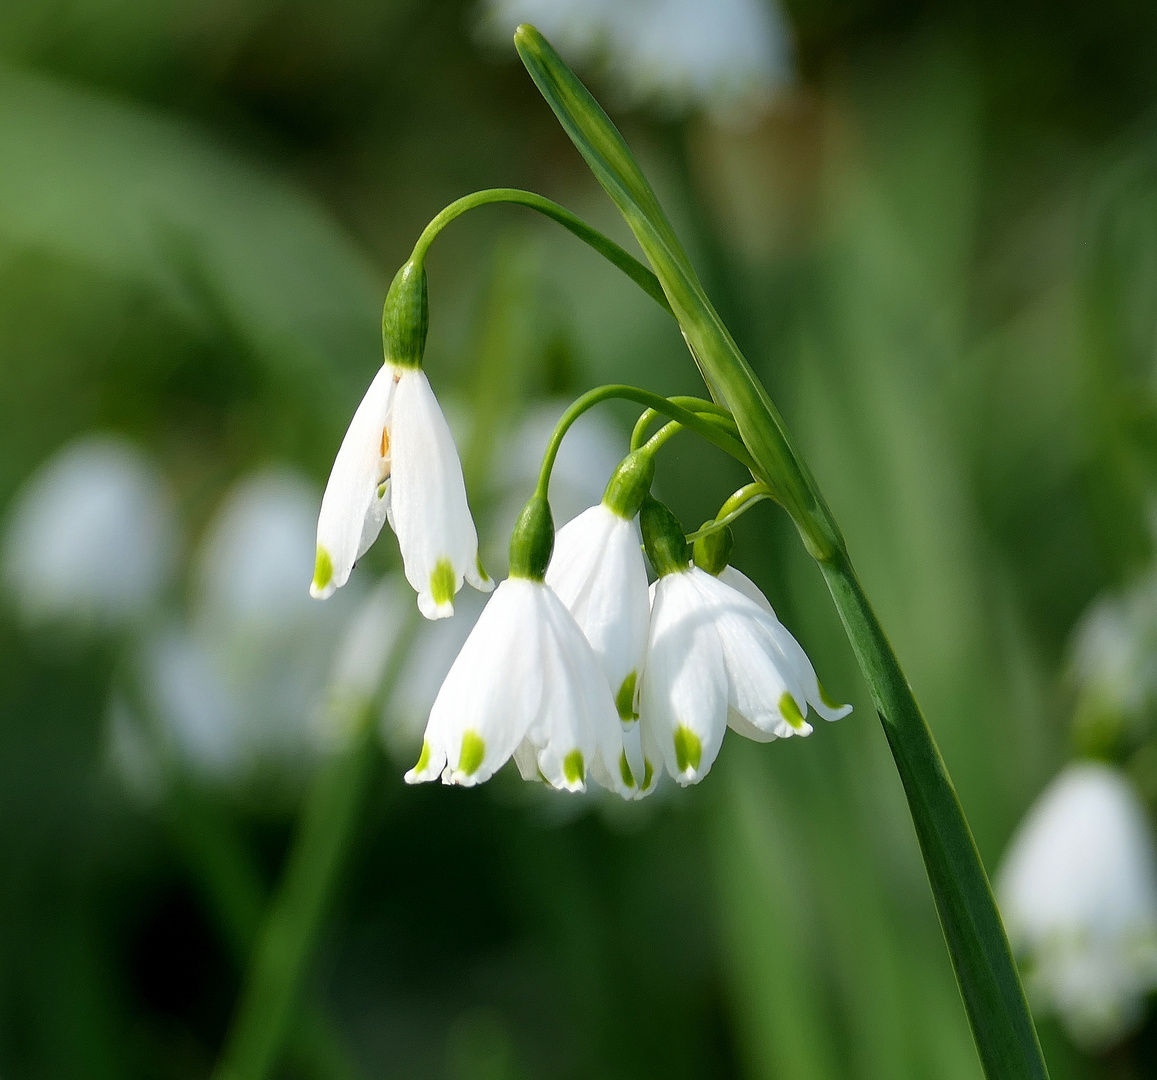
[515,24,1050,1080]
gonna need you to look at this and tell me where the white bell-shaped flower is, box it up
[545,451,656,794]
[996,762,1157,1049]
[406,494,630,796]
[310,362,491,618]
[639,500,850,786]
[404,577,630,795]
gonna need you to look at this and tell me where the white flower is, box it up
[311,363,491,618]
[546,503,652,794]
[996,762,1157,1049]
[2,434,174,628]
[405,576,630,796]
[479,0,793,123]
[641,565,850,785]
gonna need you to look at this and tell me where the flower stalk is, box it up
[514,23,1048,1080]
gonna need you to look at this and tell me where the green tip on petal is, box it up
[818,682,844,711]
[312,545,333,593]
[563,749,585,785]
[413,739,431,775]
[619,751,635,788]
[780,692,806,730]
[458,731,485,776]
[430,559,456,608]
[674,725,702,774]
[476,554,490,583]
[643,759,654,790]
[615,671,639,721]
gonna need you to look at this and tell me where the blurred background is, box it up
[4,0,1157,1077]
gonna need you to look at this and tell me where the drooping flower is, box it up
[545,450,655,794]
[310,361,491,618]
[996,762,1157,1049]
[639,500,850,786]
[2,434,175,628]
[406,495,631,796]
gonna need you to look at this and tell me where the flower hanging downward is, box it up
[639,500,850,785]
[406,495,631,795]
[311,261,491,617]
[546,451,655,795]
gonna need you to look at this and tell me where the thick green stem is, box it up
[819,554,1047,1080]
[212,720,378,1080]
[685,483,772,543]
[410,188,672,315]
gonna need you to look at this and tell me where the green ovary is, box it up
[458,731,485,775]
[429,558,456,607]
[674,725,702,773]
[564,750,585,785]
[313,546,333,591]
[780,693,805,729]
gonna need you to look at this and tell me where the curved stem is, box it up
[535,385,756,499]
[630,395,734,450]
[685,483,772,542]
[411,188,672,314]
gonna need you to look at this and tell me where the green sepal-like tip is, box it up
[509,494,554,581]
[640,497,689,577]
[693,522,734,576]
[382,258,429,368]
[602,448,655,519]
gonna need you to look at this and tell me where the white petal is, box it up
[312,365,396,599]
[405,579,543,785]
[389,369,486,619]
[546,505,650,720]
[690,568,812,739]
[640,572,728,785]
[717,564,775,616]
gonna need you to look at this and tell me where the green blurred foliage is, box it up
[2,0,1157,1078]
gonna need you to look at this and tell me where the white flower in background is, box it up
[546,463,654,793]
[1071,569,1157,724]
[320,575,412,746]
[405,577,633,796]
[641,561,850,786]
[479,0,793,122]
[2,434,174,628]
[311,363,491,618]
[997,762,1157,1049]
[136,469,354,779]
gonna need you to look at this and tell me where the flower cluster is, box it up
[312,272,851,798]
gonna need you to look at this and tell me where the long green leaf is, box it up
[514,24,1048,1080]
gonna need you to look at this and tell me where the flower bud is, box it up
[693,522,733,576]
[601,449,655,519]
[640,497,689,577]
[381,259,429,368]
[509,494,554,580]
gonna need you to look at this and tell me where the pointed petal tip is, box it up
[310,579,336,600]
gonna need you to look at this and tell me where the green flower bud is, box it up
[601,449,655,519]
[640,497,689,577]
[509,494,554,581]
[382,259,429,368]
[693,523,734,576]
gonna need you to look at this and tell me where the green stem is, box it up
[820,554,1047,1080]
[684,483,772,543]
[410,188,672,315]
[536,384,755,499]
[629,395,734,450]
[212,719,378,1080]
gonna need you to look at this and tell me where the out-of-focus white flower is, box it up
[2,434,175,628]
[479,0,793,122]
[320,575,413,745]
[405,576,633,796]
[137,469,355,779]
[1071,570,1157,725]
[997,762,1157,1049]
[311,364,491,618]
